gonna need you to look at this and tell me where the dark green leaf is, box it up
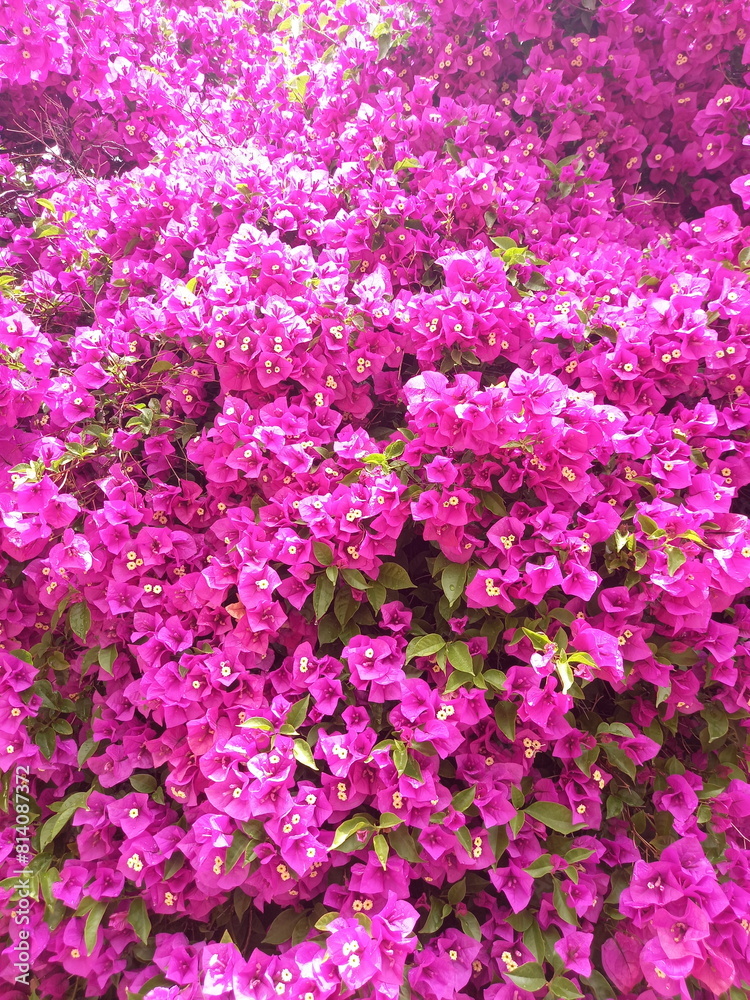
[458,911,482,940]
[341,568,369,590]
[313,574,335,620]
[84,900,107,954]
[377,562,414,590]
[494,701,517,742]
[287,695,310,731]
[128,898,151,945]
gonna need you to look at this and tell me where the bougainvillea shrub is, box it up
[2,0,750,997]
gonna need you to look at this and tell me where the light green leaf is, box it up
[665,544,687,576]
[98,644,117,675]
[548,976,583,999]
[446,641,473,674]
[239,716,274,731]
[441,562,468,604]
[331,817,373,850]
[69,602,91,642]
[378,812,401,828]
[373,833,389,870]
[405,634,445,661]
[292,739,318,770]
[507,962,546,992]
[524,801,579,835]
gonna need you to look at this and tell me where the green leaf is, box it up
[421,895,448,934]
[367,581,387,613]
[451,785,476,813]
[226,831,251,873]
[446,641,473,674]
[334,589,358,626]
[524,854,555,878]
[239,716,274,730]
[377,31,392,60]
[441,562,468,604]
[313,574,335,620]
[392,741,408,775]
[84,900,107,955]
[39,789,91,847]
[602,743,636,780]
[376,562,414,589]
[444,670,470,693]
[522,628,550,651]
[665,545,687,576]
[701,704,729,742]
[314,911,339,932]
[69,602,91,642]
[565,848,595,864]
[98,644,117,675]
[405,634,445,661]
[507,962,546,992]
[341,568,369,590]
[393,157,419,172]
[293,739,318,770]
[331,817,373,850]
[458,911,482,941]
[455,825,472,855]
[494,701,517,742]
[739,247,750,269]
[373,833,389,870]
[548,976,584,999]
[378,812,401,828]
[637,514,662,537]
[129,774,157,794]
[287,695,310,731]
[128,898,152,945]
[35,727,56,760]
[389,825,421,863]
[447,878,466,905]
[263,907,305,944]
[553,879,578,926]
[312,541,333,566]
[524,801,580,835]
[286,71,310,102]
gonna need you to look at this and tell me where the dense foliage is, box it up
[2,0,750,998]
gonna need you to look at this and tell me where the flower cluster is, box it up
[1,0,750,999]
